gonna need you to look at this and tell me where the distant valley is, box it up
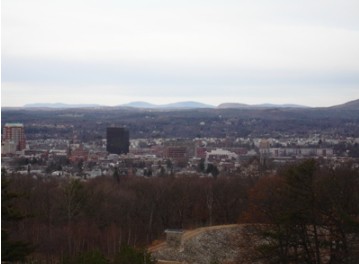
[3,99,359,141]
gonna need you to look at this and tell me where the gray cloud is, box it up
[2,0,359,106]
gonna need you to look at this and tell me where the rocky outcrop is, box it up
[150,225,246,264]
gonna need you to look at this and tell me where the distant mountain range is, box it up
[217,103,309,109]
[24,103,102,109]
[23,101,215,109]
[21,99,359,110]
[329,99,359,110]
[122,101,214,109]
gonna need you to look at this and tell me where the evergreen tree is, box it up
[113,245,155,264]
[62,249,109,264]
[1,169,33,262]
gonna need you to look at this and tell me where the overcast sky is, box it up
[2,0,359,107]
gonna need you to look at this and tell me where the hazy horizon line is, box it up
[2,98,358,109]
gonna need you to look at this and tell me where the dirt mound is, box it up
[149,224,247,264]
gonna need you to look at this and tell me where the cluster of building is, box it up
[258,139,334,164]
[2,123,359,179]
[1,124,129,155]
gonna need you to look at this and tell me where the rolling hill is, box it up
[330,99,359,110]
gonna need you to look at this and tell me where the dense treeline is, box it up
[242,160,359,263]
[3,161,359,263]
[3,172,256,263]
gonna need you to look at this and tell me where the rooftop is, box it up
[5,123,24,127]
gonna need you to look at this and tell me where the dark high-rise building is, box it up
[106,127,129,155]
